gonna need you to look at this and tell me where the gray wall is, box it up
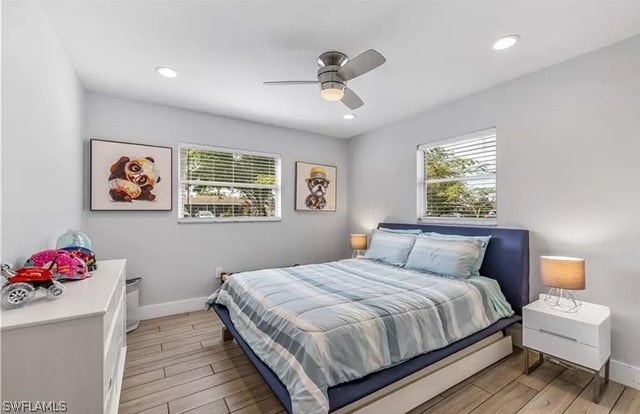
[84,93,350,307]
[348,36,640,369]
[1,1,84,264]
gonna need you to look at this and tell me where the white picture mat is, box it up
[91,140,172,210]
[295,162,337,211]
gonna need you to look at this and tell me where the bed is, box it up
[209,223,529,414]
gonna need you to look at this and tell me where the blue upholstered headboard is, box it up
[378,223,530,315]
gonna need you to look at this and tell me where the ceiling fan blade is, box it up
[337,49,386,81]
[341,87,364,110]
[263,80,319,85]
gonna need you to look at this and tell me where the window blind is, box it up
[418,128,497,221]
[179,144,281,220]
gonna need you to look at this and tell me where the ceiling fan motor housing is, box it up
[318,65,346,95]
[317,51,349,67]
[317,51,348,100]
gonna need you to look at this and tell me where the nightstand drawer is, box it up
[523,300,609,348]
[523,326,607,370]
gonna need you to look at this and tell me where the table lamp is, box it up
[541,256,585,312]
[350,234,368,258]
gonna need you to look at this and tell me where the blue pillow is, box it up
[405,235,483,278]
[364,230,416,266]
[425,232,491,276]
[379,227,422,235]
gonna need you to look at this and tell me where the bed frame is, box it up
[212,223,529,413]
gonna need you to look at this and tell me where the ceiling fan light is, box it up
[320,82,345,101]
[321,88,344,101]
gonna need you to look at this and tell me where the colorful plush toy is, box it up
[25,249,90,281]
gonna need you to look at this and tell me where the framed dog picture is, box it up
[295,162,337,212]
[90,139,173,211]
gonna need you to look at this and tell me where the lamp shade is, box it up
[350,234,368,250]
[540,256,585,290]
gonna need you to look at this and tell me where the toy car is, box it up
[0,264,66,308]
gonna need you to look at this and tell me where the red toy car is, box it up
[1,264,66,308]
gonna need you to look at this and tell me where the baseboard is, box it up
[139,296,209,320]
[611,359,640,390]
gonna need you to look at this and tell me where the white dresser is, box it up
[1,259,127,414]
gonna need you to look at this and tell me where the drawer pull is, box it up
[539,329,577,342]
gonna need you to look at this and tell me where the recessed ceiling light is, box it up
[343,114,356,120]
[493,35,520,51]
[155,66,179,78]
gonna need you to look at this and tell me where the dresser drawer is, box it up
[523,305,609,348]
[523,326,607,370]
[104,291,124,400]
[103,274,124,341]
[104,344,123,414]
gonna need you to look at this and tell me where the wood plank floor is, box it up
[120,311,639,414]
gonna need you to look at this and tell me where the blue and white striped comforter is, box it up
[206,259,514,414]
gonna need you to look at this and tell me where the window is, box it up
[417,128,496,223]
[179,144,281,221]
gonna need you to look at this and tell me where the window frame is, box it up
[416,127,497,226]
[178,143,282,223]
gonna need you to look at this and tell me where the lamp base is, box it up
[352,250,363,259]
[544,288,582,313]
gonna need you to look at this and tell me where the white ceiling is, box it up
[42,1,639,139]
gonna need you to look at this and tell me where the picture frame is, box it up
[90,139,173,211]
[295,162,337,212]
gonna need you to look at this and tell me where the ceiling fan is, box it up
[263,49,386,110]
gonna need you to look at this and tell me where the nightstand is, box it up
[522,295,611,402]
